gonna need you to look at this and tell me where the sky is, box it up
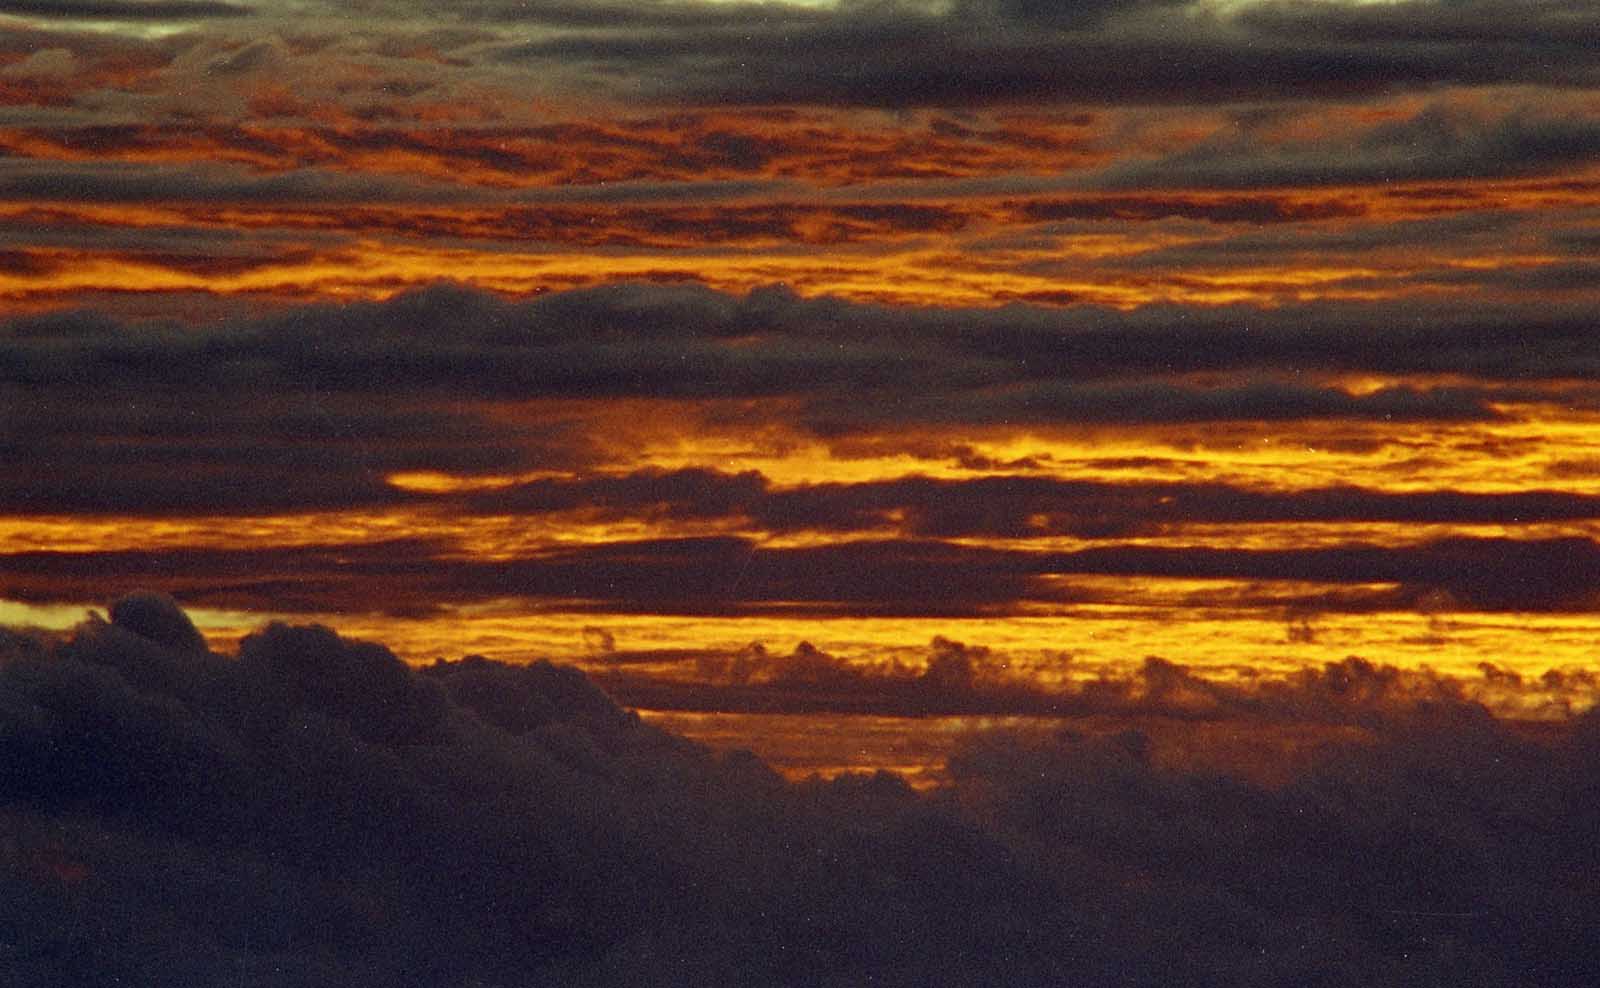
[4,0,1600,744]
[1,0,1599,981]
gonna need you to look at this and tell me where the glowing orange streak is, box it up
[2,238,1569,311]
[0,111,1113,187]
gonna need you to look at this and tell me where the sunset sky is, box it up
[6,2,1600,984]
[3,0,1600,775]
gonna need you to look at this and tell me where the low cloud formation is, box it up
[4,594,1600,985]
[599,635,1594,724]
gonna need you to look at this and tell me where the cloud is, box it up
[0,386,557,514]
[0,597,772,982]
[8,108,1581,205]
[7,280,1596,438]
[3,280,1596,518]
[5,596,1600,984]
[1057,536,1600,611]
[0,160,488,207]
[938,708,1600,985]
[616,635,1042,717]
[4,0,1597,129]
[1238,0,1598,47]
[0,47,77,78]
[601,634,1594,724]
[5,536,1049,618]
[0,0,253,19]
[953,0,1189,29]
[1008,192,1368,224]
[491,0,1600,106]
[467,468,1600,539]
[1100,105,1600,189]
[804,379,1505,433]
[22,280,1600,398]
[11,531,1600,618]
[105,589,207,652]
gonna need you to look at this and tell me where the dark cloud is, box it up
[1109,210,1524,269]
[0,599,793,984]
[0,539,461,614]
[953,0,1189,29]
[0,0,252,18]
[1009,192,1368,224]
[599,637,1583,725]
[310,201,973,248]
[1103,106,1600,189]
[389,0,835,30]
[804,379,1505,433]
[494,0,1600,106]
[0,283,931,402]
[473,537,1056,618]
[940,711,1600,987]
[0,386,559,514]
[604,636,1050,718]
[0,161,487,207]
[1238,0,1600,47]
[1416,258,1600,294]
[6,282,1599,516]
[6,535,1052,618]
[1056,536,1600,612]
[5,598,1600,984]
[10,531,1600,618]
[106,589,206,653]
[469,468,1600,539]
[470,466,770,520]
[11,280,1600,407]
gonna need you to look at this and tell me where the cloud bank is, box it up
[3,594,1600,985]
[6,281,1600,516]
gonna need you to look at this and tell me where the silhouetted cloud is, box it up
[0,0,252,18]
[17,282,1600,398]
[491,0,1600,106]
[0,389,558,514]
[10,533,1600,618]
[468,468,1600,538]
[9,282,1594,515]
[8,283,1600,516]
[1100,106,1600,189]
[4,596,1600,985]
[591,630,1600,724]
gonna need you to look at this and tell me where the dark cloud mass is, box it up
[3,597,1600,985]
[492,0,1600,105]
[595,636,1570,724]
[0,388,558,514]
[14,282,1600,398]
[9,532,1600,618]
[472,469,1600,537]
[1102,106,1600,189]
[6,281,1599,515]
[0,0,253,18]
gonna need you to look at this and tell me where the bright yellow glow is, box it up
[385,471,544,494]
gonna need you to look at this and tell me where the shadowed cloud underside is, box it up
[3,595,1600,985]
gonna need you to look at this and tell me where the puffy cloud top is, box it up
[4,597,1600,984]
